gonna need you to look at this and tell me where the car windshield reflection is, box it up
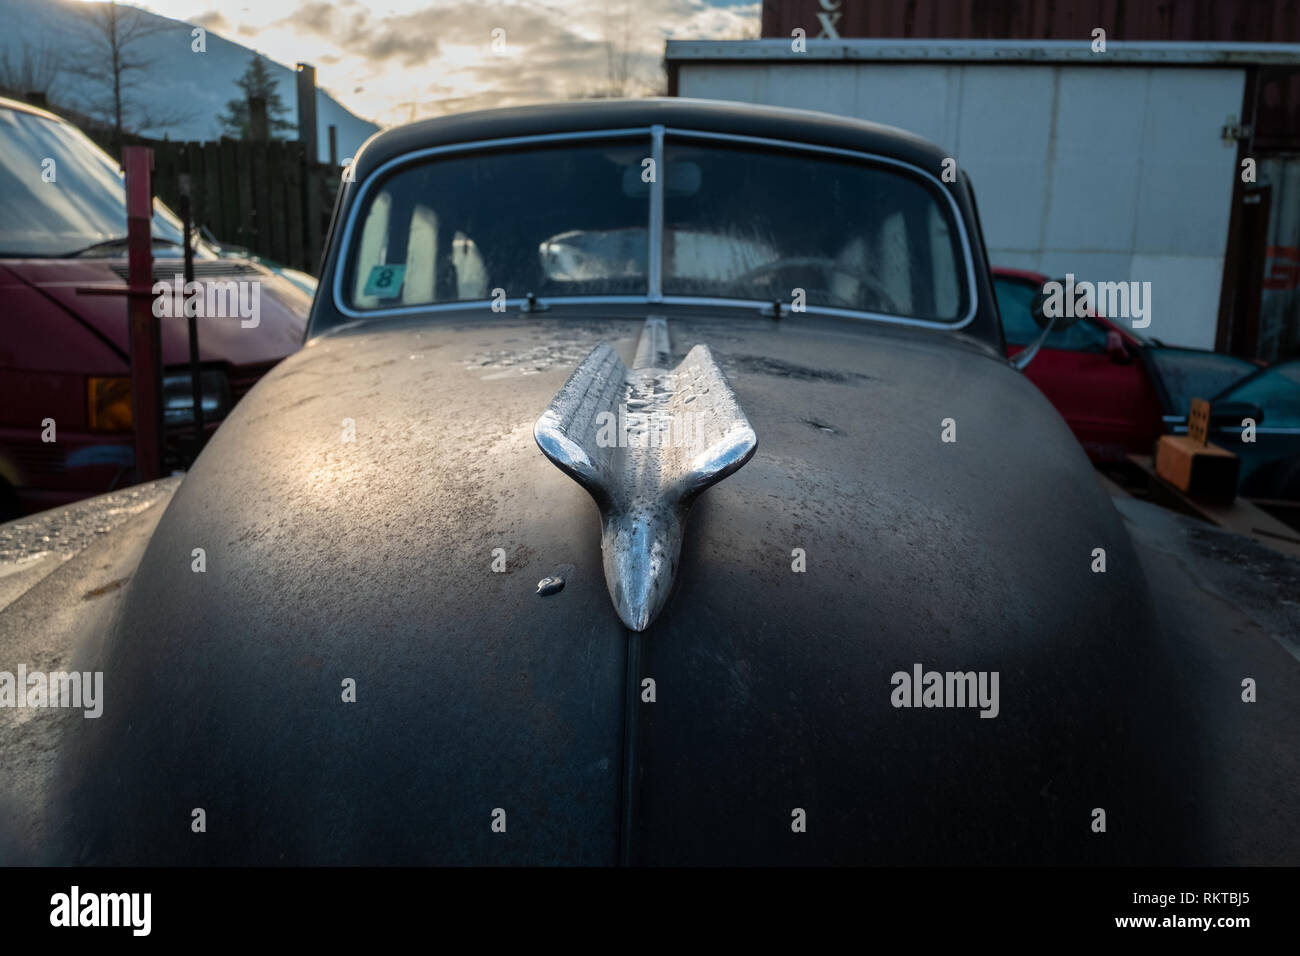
[0,105,189,257]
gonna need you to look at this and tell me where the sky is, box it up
[74,0,760,127]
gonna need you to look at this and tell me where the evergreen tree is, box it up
[218,54,294,139]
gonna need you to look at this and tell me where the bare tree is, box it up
[0,38,63,102]
[66,1,193,149]
[574,1,663,99]
[602,3,635,98]
[736,18,762,40]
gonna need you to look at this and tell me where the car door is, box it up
[995,274,1160,461]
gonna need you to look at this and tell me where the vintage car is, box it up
[0,96,313,520]
[49,100,1196,865]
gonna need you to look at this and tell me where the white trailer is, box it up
[667,39,1300,355]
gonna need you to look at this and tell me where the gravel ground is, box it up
[0,479,180,864]
[0,478,181,613]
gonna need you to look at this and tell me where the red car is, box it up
[992,267,1259,462]
[0,97,313,519]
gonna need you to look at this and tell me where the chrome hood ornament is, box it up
[534,317,757,631]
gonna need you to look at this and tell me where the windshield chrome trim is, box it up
[331,126,978,332]
[320,293,974,329]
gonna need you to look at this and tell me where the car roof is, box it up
[350,97,954,181]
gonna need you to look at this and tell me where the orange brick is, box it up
[1154,434,1239,502]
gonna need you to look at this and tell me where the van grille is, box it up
[109,259,264,283]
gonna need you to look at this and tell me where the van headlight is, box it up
[162,370,230,426]
[87,376,133,431]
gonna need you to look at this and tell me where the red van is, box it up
[0,97,313,519]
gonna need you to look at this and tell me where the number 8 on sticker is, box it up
[364,264,406,298]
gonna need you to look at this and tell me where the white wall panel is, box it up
[1130,255,1226,349]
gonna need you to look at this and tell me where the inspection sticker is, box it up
[363,264,406,298]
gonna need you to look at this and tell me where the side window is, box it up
[1220,361,1300,427]
[1044,317,1108,352]
[994,275,1108,351]
[993,277,1040,347]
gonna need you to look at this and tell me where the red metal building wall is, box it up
[1258,67,1300,150]
[761,0,1300,43]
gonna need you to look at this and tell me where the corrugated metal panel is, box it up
[761,0,1300,44]
[1258,158,1300,360]
[666,38,1300,66]
[1257,66,1300,149]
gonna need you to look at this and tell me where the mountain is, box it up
[0,0,379,160]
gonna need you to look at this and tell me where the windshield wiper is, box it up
[61,236,183,258]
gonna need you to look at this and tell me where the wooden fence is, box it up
[89,131,343,277]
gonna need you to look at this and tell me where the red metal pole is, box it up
[124,146,162,482]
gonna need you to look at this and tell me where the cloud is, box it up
[231,0,760,123]
[193,10,229,32]
[274,3,444,66]
[278,1,338,40]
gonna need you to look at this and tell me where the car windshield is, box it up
[0,105,186,257]
[342,135,970,322]
[1146,347,1259,415]
[1216,359,1300,427]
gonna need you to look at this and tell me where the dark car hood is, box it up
[56,310,1196,864]
[1,257,309,366]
